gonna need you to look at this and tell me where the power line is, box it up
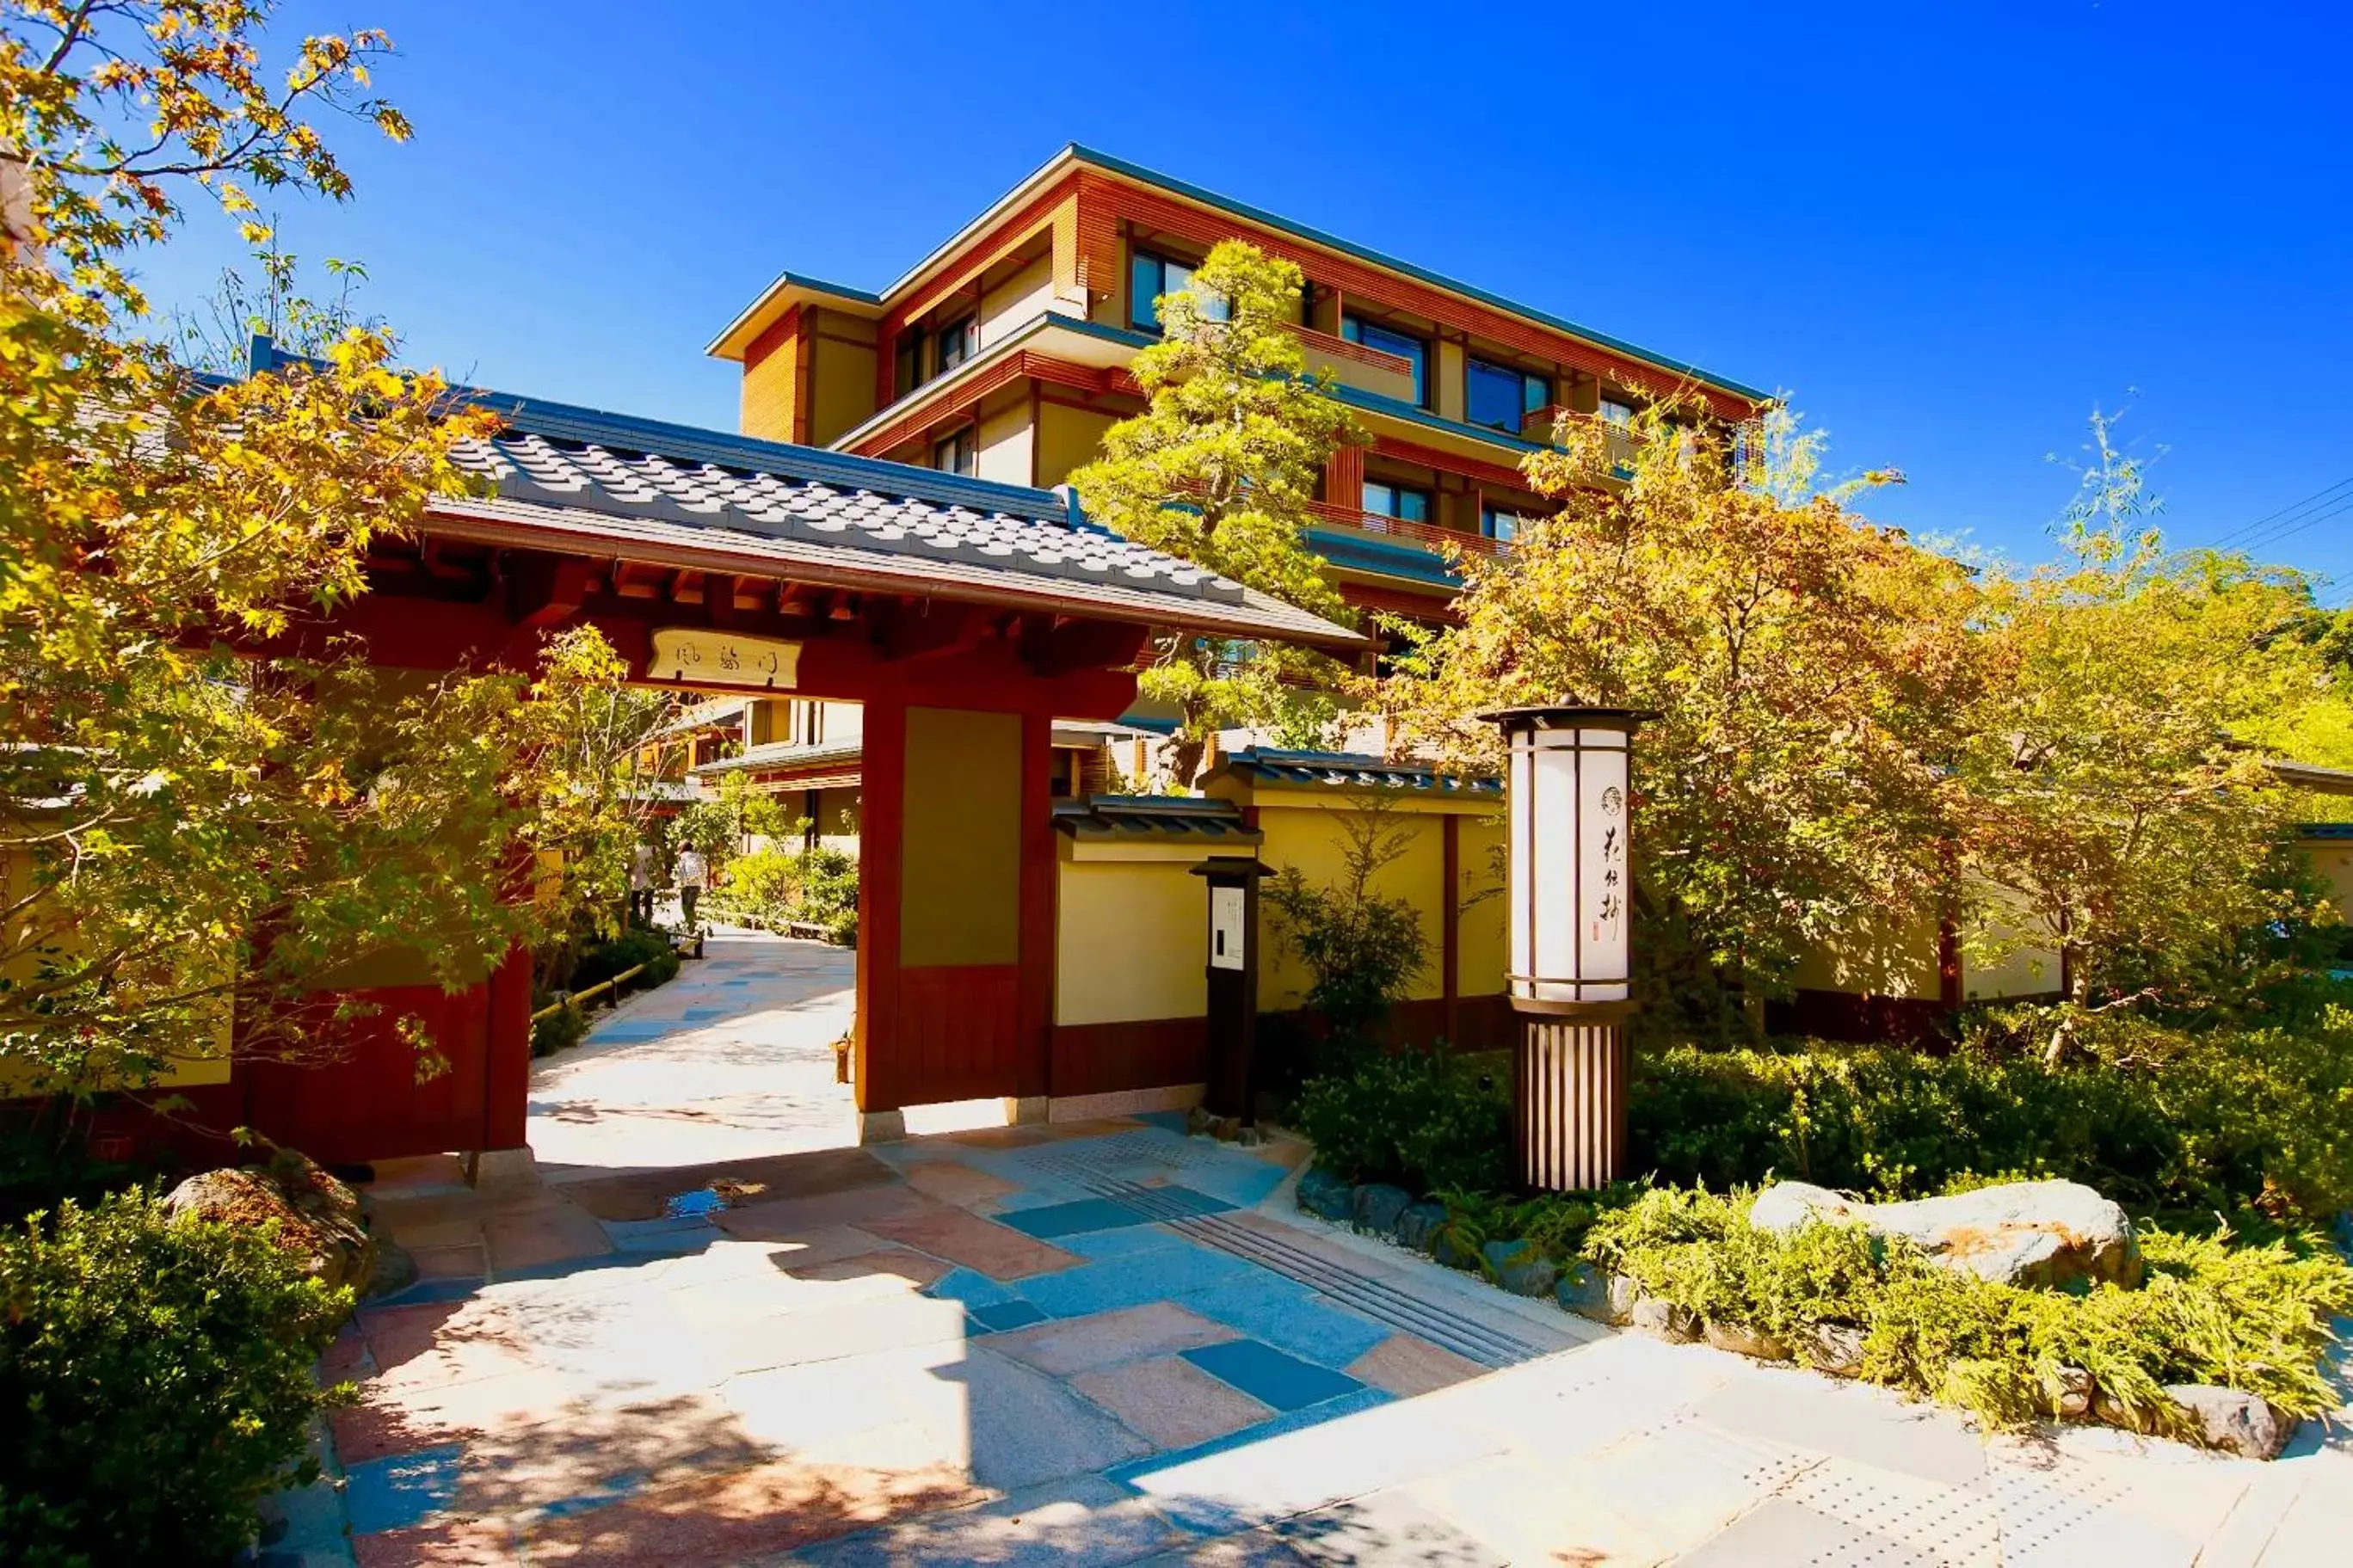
[2210,475,2353,550]
[2234,494,2353,558]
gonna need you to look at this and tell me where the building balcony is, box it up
[1282,323,1419,405]
[1305,499,1510,563]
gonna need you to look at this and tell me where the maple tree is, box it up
[0,3,643,1110]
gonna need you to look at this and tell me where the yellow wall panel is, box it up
[1055,859,1208,1025]
[901,706,1020,967]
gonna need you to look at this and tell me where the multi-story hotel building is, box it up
[708,144,1769,629]
[690,145,1769,807]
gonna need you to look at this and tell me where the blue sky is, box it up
[132,2,2353,593]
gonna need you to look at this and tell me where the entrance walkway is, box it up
[318,1120,2347,1566]
[526,928,857,1174]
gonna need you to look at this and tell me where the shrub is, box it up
[530,1002,587,1057]
[571,927,681,994]
[796,845,859,946]
[722,846,801,920]
[1583,1184,2353,1433]
[0,1190,353,1564]
[1296,1046,1509,1194]
[1262,799,1428,1043]
[1629,1012,2353,1225]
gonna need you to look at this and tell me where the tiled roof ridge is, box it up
[450,427,1251,607]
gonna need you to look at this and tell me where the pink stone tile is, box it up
[1347,1332,1489,1398]
[985,1301,1241,1377]
[520,1458,981,1564]
[859,1206,1082,1282]
[352,1516,520,1567]
[413,1243,489,1280]
[481,1204,610,1274]
[1074,1355,1276,1449]
[783,1246,955,1290]
[712,1183,935,1242]
[902,1159,1021,1208]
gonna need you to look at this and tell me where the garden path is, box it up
[526,927,859,1174]
[271,1109,2349,1567]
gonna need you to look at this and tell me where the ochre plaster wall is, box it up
[1055,855,1209,1025]
[1035,401,1117,489]
[981,253,1056,349]
[900,706,1020,967]
[807,312,879,447]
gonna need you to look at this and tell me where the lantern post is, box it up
[1486,706,1650,1191]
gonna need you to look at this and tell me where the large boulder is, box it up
[2165,1385,2298,1460]
[1749,1178,2140,1290]
[163,1149,375,1294]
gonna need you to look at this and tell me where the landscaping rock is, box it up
[2166,1385,2298,1460]
[1394,1200,1448,1253]
[163,1149,375,1294]
[1431,1227,1481,1271]
[1481,1239,1560,1298]
[1555,1261,1622,1323]
[2053,1365,2095,1419]
[1703,1319,1789,1361]
[364,1238,419,1301]
[1352,1183,1412,1238]
[1297,1168,1355,1223]
[1802,1322,1866,1376]
[1628,1293,1697,1341]
[1749,1178,2141,1290]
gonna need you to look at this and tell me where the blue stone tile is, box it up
[968,1300,1050,1334]
[681,1007,730,1021]
[924,1266,1019,1310]
[1182,1339,1365,1412]
[1019,1241,1257,1319]
[583,1024,671,1044]
[1174,1277,1390,1369]
[343,1442,465,1535]
[1060,1224,1189,1260]
[1135,1110,1192,1133]
[601,1215,718,1255]
[996,1197,1152,1239]
[1167,1157,1290,1210]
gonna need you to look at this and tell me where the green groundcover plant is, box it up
[0,1191,353,1565]
[1581,1185,2353,1434]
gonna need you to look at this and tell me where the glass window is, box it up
[894,333,924,397]
[1468,358,1551,434]
[933,428,976,477]
[937,314,977,372]
[1600,397,1636,429]
[1340,312,1428,406]
[1481,504,1521,543]
[1362,480,1432,524]
[1130,250,1225,333]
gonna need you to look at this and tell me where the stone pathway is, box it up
[294,1117,2348,1566]
[527,929,857,1173]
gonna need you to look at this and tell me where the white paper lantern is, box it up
[1499,709,1642,1010]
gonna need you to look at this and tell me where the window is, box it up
[1340,312,1429,406]
[1600,397,1636,429]
[1467,358,1551,434]
[936,314,977,373]
[1362,480,1432,525]
[1129,250,1226,333]
[1481,504,1524,543]
[894,333,923,397]
[933,428,976,477]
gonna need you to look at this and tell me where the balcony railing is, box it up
[1306,499,1511,563]
[1283,323,1416,379]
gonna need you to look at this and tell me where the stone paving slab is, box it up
[303,928,2350,1566]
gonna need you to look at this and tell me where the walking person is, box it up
[628,839,657,926]
[673,843,709,932]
